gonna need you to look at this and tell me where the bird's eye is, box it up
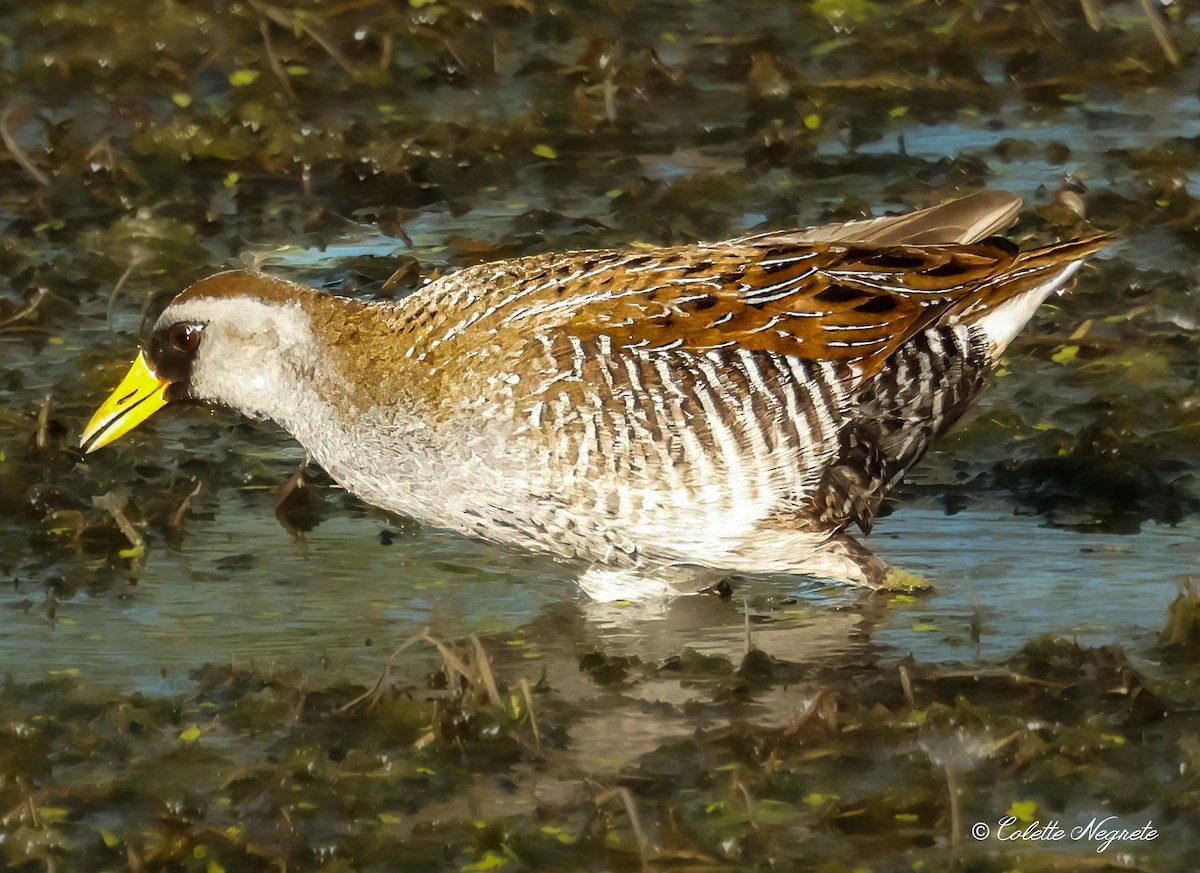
[169,323,201,354]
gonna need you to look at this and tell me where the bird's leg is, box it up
[698,578,735,598]
[813,532,932,592]
[813,532,892,588]
[274,452,315,538]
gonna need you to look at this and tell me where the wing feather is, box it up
[548,236,1108,383]
[735,190,1023,247]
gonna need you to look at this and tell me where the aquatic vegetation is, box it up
[0,0,1197,868]
[1,625,1197,870]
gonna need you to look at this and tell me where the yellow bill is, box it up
[80,352,171,453]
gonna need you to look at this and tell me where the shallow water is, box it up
[5,485,1191,693]
[2,0,1200,869]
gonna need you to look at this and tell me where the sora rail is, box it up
[81,191,1110,599]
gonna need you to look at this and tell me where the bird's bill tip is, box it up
[80,352,171,453]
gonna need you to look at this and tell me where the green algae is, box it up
[1,0,1199,869]
[2,623,1198,871]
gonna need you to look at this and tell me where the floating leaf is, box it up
[228,70,260,87]
[540,825,573,844]
[754,800,803,825]
[1051,345,1080,365]
[1007,799,1037,823]
[504,693,524,721]
[461,851,509,871]
[812,0,880,24]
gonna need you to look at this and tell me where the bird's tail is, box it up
[970,233,1113,355]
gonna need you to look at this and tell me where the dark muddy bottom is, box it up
[2,0,1199,869]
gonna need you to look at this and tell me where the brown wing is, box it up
[551,237,1092,383]
[417,232,1111,394]
[404,228,1110,444]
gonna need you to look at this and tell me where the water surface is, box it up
[1,0,1198,869]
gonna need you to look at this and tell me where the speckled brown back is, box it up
[167,230,1108,422]
[386,233,1109,405]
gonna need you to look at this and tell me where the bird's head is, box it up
[80,271,317,452]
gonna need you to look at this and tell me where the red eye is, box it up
[170,323,201,354]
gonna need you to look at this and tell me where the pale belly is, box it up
[322,435,824,573]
